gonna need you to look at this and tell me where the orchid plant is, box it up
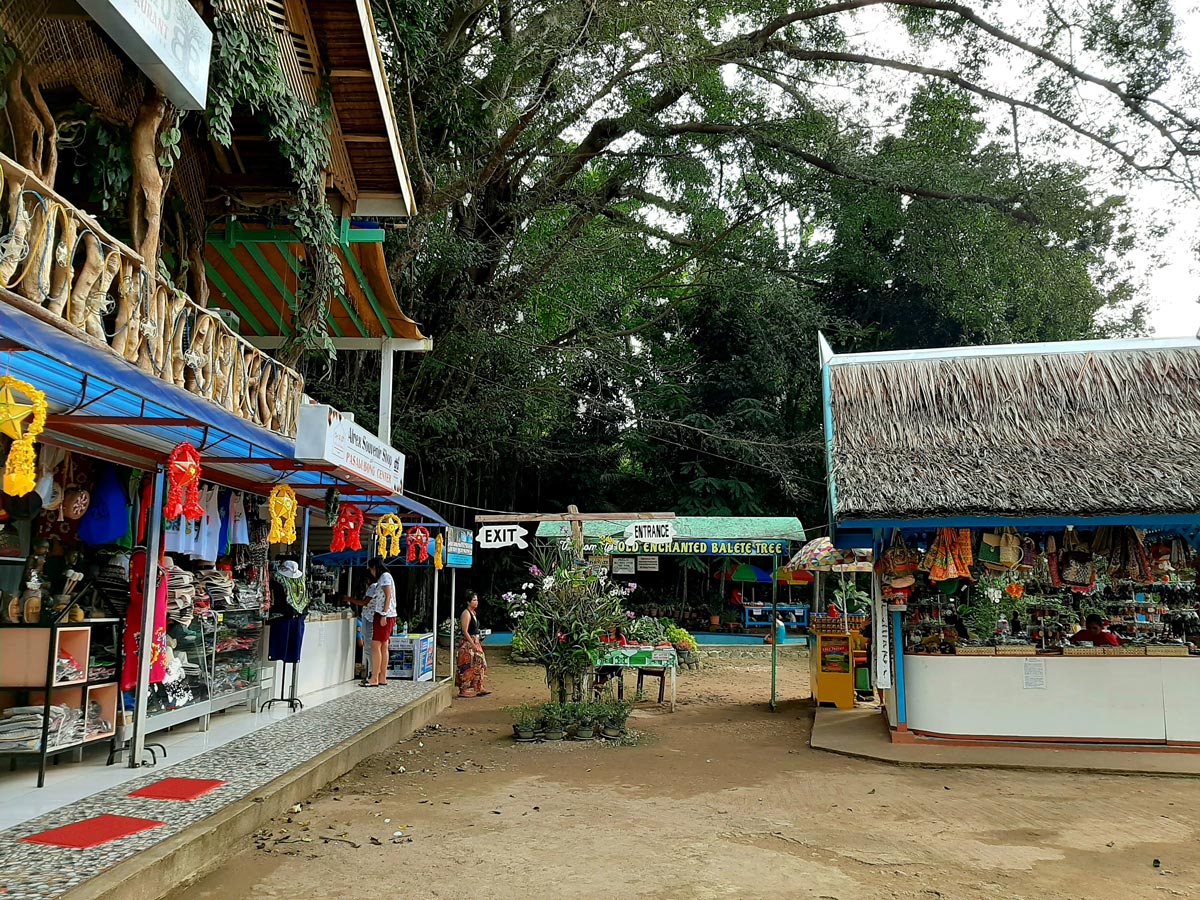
[505,545,633,702]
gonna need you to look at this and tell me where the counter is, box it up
[904,655,1200,744]
[269,612,357,699]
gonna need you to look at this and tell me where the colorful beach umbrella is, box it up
[713,563,773,583]
[790,537,873,572]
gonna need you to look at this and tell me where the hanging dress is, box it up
[121,549,168,690]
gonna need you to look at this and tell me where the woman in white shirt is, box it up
[352,556,396,687]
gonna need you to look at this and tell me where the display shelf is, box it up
[0,556,28,564]
[147,701,212,732]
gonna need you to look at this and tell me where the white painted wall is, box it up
[905,656,1200,742]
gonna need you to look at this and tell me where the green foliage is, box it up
[627,615,668,645]
[207,0,342,358]
[664,624,698,652]
[504,703,542,730]
[58,110,133,219]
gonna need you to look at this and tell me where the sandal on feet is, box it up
[477,690,492,696]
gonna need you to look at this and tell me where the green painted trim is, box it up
[204,263,267,336]
[242,243,346,338]
[211,242,288,334]
[341,244,395,338]
[274,242,361,338]
[206,226,385,245]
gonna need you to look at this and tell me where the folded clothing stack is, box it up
[166,567,195,628]
[198,570,234,609]
[230,582,263,611]
[55,650,86,684]
[0,705,82,751]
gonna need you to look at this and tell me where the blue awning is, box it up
[0,301,447,526]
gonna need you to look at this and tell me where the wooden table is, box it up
[595,646,678,711]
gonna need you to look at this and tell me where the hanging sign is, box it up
[612,557,636,575]
[586,554,611,575]
[623,520,675,545]
[445,528,474,568]
[296,404,405,496]
[636,555,660,572]
[559,538,788,557]
[871,575,893,690]
[77,0,213,109]
[477,524,529,549]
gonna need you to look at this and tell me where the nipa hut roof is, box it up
[824,336,1200,522]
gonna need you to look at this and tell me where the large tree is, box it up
[311,0,1197,531]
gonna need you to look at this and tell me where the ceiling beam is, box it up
[330,68,373,78]
[245,336,432,352]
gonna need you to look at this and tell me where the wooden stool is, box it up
[636,667,667,704]
[594,669,624,700]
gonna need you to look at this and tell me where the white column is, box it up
[378,338,395,441]
[430,566,439,680]
[129,467,165,768]
[449,568,457,686]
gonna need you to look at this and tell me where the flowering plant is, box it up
[505,546,628,701]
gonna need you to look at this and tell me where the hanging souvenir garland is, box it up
[268,484,298,544]
[330,503,364,552]
[324,487,340,524]
[165,442,204,520]
[406,525,431,564]
[434,532,445,570]
[0,375,47,497]
[376,513,403,558]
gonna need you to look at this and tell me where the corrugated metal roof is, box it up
[535,517,806,541]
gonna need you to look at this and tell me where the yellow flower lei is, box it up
[434,533,445,570]
[268,484,298,544]
[0,375,48,497]
[376,513,403,558]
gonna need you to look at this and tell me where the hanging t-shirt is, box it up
[217,490,232,557]
[229,492,250,546]
[194,487,221,562]
[162,515,187,555]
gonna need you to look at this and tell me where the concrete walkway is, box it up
[811,706,1200,777]
[0,680,451,900]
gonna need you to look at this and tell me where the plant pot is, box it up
[573,723,595,740]
[543,729,565,741]
[513,725,537,742]
[709,615,720,626]
[601,725,622,739]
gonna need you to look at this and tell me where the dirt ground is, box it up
[180,650,1200,900]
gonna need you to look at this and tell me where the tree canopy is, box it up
[308,0,1198,534]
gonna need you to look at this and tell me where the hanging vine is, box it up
[206,0,342,361]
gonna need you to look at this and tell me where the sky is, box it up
[1130,4,1200,338]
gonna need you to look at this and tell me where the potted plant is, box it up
[600,698,632,738]
[707,594,724,627]
[541,703,568,741]
[506,704,541,742]
[572,702,596,739]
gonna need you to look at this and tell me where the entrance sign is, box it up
[78,0,213,109]
[612,557,636,575]
[296,404,405,495]
[477,523,529,549]
[624,520,675,545]
[636,555,659,572]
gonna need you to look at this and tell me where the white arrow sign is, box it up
[624,520,675,546]
[477,524,530,549]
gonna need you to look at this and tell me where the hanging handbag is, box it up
[979,532,1004,569]
[999,529,1022,569]
[1046,535,1063,587]
[0,523,23,558]
[1017,536,1036,572]
[1059,530,1095,588]
[62,454,90,521]
[882,530,919,577]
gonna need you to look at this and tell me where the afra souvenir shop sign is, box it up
[295,405,405,496]
[623,520,675,545]
[78,0,213,109]
[477,523,529,549]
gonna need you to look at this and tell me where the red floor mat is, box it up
[127,777,226,801]
[20,814,164,849]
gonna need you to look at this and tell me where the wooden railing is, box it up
[0,153,304,437]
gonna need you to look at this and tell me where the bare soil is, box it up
[180,650,1200,900]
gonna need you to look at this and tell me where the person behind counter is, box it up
[1070,613,1120,647]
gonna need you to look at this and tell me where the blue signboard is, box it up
[445,527,474,568]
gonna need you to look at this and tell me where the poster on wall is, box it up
[612,557,636,575]
[871,574,894,690]
[445,528,474,568]
[636,555,660,572]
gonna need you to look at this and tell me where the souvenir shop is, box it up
[820,334,1200,747]
[0,306,443,787]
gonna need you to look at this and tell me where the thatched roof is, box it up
[824,337,1200,522]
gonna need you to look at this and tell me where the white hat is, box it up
[277,560,303,579]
